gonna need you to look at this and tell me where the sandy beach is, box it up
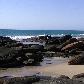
[0,57,84,78]
[39,63,84,78]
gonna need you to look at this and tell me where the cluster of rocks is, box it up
[20,34,84,65]
[0,36,44,67]
[44,35,83,52]
[39,35,84,65]
[0,34,84,66]
[0,74,84,84]
[0,75,40,84]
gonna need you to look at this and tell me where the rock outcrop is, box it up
[72,73,84,79]
[68,53,84,65]
[61,41,84,52]
[0,36,44,67]
[0,75,83,84]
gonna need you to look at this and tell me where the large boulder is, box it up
[0,47,24,67]
[0,36,44,67]
[72,73,84,83]
[61,41,84,52]
[0,76,40,84]
[0,36,17,47]
[60,35,72,43]
[59,38,77,48]
[72,73,84,79]
[68,53,84,65]
[47,37,60,45]
[0,46,43,67]
[57,38,77,51]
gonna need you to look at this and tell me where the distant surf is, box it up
[0,29,84,39]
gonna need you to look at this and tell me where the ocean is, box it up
[0,29,84,39]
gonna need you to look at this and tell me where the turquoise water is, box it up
[0,29,84,37]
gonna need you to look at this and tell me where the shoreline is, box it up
[0,57,84,78]
[0,35,84,83]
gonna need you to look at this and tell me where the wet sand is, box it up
[0,57,84,78]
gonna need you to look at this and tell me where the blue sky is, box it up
[0,0,84,30]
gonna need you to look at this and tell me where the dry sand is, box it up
[0,57,84,78]
[39,63,84,78]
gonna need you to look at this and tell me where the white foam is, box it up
[6,36,36,40]
[51,34,64,37]
[38,34,46,36]
[79,34,84,35]
[6,34,84,41]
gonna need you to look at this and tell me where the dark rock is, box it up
[0,75,83,84]
[61,41,84,52]
[72,73,84,79]
[0,36,17,47]
[68,49,77,54]
[0,46,43,67]
[45,45,61,52]
[0,36,44,67]
[45,45,55,51]
[45,35,70,45]
[33,76,84,84]
[57,75,70,79]
[47,37,60,45]
[38,76,52,80]
[31,45,44,51]
[60,35,72,43]
[23,45,44,53]
[23,51,43,65]
[68,52,84,65]
[0,76,40,84]
[39,35,51,41]
[58,38,77,50]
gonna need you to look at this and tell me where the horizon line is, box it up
[0,28,84,31]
